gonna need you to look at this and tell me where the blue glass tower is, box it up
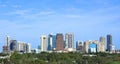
[47,34,56,51]
[10,40,17,51]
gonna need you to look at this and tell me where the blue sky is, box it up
[0,0,120,52]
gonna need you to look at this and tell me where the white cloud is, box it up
[63,14,81,18]
[35,11,55,16]
[4,9,30,15]
[11,5,21,8]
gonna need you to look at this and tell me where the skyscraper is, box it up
[25,43,31,53]
[17,42,31,53]
[17,42,25,52]
[100,36,105,43]
[56,33,64,51]
[6,35,10,48]
[48,34,56,51]
[99,36,105,52]
[3,35,10,53]
[41,35,48,52]
[76,41,84,52]
[65,33,74,49]
[84,40,99,53]
[10,40,17,51]
[107,34,112,52]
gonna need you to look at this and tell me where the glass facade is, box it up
[89,43,97,53]
[47,34,56,51]
[10,40,17,51]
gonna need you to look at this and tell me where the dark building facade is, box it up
[107,34,112,51]
[56,33,64,51]
[10,40,17,51]
[76,41,84,53]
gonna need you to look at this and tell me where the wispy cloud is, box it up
[63,14,81,18]
[4,9,30,15]
[35,11,55,16]
[11,5,21,8]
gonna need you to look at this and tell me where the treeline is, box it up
[0,52,120,64]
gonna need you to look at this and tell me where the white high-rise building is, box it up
[17,42,25,52]
[41,35,48,52]
[65,33,74,51]
[25,43,31,53]
[6,35,10,47]
[17,42,31,53]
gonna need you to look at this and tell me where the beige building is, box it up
[84,40,99,53]
[84,39,105,53]
[99,36,105,52]
[17,42,31,53]
[41,35,48,52]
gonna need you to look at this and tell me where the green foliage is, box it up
[1,52,120,64]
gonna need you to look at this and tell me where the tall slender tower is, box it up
[107,34,112,52]
[65,33,74,50]
[3,35,10,53]
[48,34,56,51]
[6,35,10,47]
[99,36,105,52]
[41,35,48,52]
[56,33,64,51]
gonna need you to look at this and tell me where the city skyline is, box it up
[0,0,120,52]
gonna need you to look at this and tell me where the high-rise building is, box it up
[107,34,112,52]
[76,41,84,52]
[17,42,31,53]
[10,40,17,51]
[3,46,9,53]
[41,35,48,52]
[100,36,105,43]
[65,33,74,50]
[3,35,10,53]
[6,35,10,48]
[48,34,56,51]
[17,42,25,52]
[25,43,31,53]
[56,33,64,51]
[84,40,99,53]
[99,36,105,52]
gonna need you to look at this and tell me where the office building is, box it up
[6,35,10,49]
[17,42,25,52]
[48,34,56,51]
[84,40,99,53]
[65,33,74,51]
[56,33,64,51]
[41,35,48,52]
[17,41,31,53]
[3,46,9,53]
[25,43,31,53]
[76,41,84,52]
[99,36,105,52]
[10,40,17,51]
[2,35,10,53]
[107,34,112,52]
[109,44,115,53]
